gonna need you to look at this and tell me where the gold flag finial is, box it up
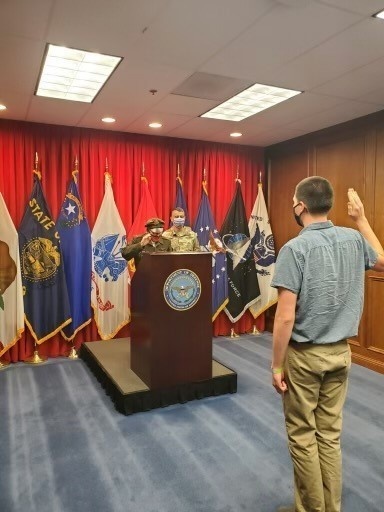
[142,162,145,177]
[72,157,79,182]
[177,163,180,178]
[33,153,42,180]
[104,158,112,183]
[259,171,262,185]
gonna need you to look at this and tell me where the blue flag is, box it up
[57,173,92,340]
[193,182,228,320]
[18,173,71,344]
[220,180,260,323]
[174,176,190,226]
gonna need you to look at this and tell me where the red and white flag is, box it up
[91,173,130,339]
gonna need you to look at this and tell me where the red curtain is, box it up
[0,119,265,362]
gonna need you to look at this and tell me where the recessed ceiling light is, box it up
[201,83,302,121]
[35,44,122,103]
[230,132,242,137]
[374,10,384,19]
[149,122,162,128]
[102,117,116,123]
[0,104,7,111]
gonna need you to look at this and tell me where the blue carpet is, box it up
[0,333,383,512]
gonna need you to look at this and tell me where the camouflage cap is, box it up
[145,217,165,229]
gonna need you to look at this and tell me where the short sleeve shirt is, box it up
[271,221,378,343]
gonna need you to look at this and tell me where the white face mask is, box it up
[149,227,163,235]
[172,217,185,227]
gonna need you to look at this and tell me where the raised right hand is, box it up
[347,188,366,223]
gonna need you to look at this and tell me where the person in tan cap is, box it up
[121,217,172,268]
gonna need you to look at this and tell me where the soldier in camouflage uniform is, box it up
[162,207,200,252]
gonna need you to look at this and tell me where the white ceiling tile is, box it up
[26,96,91,126]
[318,0,384,15]
[287,100,384,132]
[155,95,218,117]
[201,1,360,80]
[0,0,53,40]
[312,56,384,99]
[272,18,384,91]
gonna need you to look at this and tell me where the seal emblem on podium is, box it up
[163,269,201,310]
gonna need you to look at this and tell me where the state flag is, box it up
[57,172,92,340]
[18,173,71,343]
[0,193,24,356]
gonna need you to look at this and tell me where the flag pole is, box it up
[67,157,80,360]
[0,358,10,369]
[229,170,241,338]
[251,169,266,336]
[25,153,47,364]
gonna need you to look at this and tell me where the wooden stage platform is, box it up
[80,338,237,415]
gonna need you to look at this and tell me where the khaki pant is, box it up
[283,340,351,512]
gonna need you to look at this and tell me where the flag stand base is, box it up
[25,350,46,364]
[230,328,239,338]
[68,346,78,359]
[250,325,261,336]
[0,359,10,370]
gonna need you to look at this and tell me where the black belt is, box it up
[289,339,347,346]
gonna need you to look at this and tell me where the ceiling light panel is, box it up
[35,44,122,103]
[201,83,301,121]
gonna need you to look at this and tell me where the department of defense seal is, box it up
[163,269,201,311]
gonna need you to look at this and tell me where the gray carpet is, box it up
[0,333,383,512]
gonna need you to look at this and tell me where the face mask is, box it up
[149,227,163,240]
[150,227,163,235]
[173,217,185,227]
[293,203,304,227]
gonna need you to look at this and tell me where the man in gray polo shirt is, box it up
[271,177,384,512]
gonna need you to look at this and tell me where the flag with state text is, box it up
[0,193,24,356]
[174,176,190,226]
[57,173,92,340]
[220,180,260,323]
[193,182,228,320]
[91,173,130,339]
[248,183,277,318]
[18,174,71,344]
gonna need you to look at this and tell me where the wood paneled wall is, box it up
[266,110,384,374]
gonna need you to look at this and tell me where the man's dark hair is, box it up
[172,207,184,214]
[295,176,334,214]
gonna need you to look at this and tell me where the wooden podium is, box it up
[130,252,212,389]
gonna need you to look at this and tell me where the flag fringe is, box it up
[249,298,278,319]
[25,315,72,345]
[91,303,130,340]
[0,326,24,357]
[212,298,229,322]
[224,295,260,324]
[60,317,92,342]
